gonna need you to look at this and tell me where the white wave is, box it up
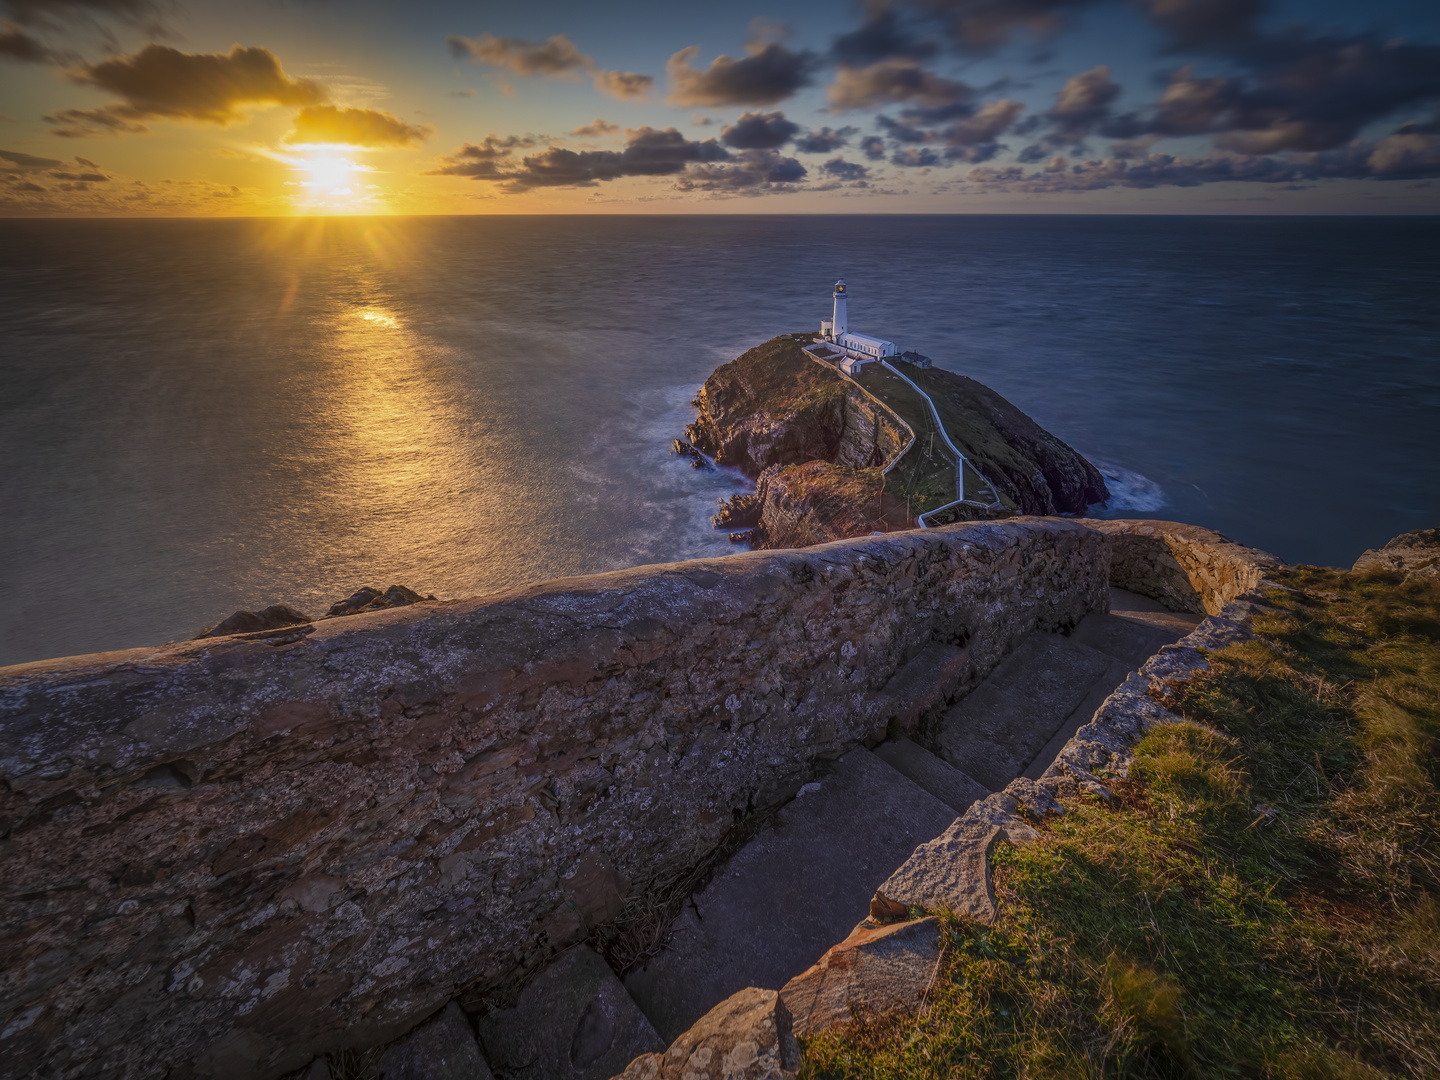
[1095,461,1167,512]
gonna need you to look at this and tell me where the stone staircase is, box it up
[358,588,1201,1080]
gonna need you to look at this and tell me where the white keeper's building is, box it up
[818,279,898,375]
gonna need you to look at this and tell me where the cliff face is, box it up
[898,363,1107,515]
[752,463,889,550]
[686,337,906,478]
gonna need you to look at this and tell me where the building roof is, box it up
[839,332,896,348]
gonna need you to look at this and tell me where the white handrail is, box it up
[879,359,967,504]
[800,345,915,475]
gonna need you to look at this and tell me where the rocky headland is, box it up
[684,336,1108,549]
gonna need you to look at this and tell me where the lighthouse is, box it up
[831,278,848,337]
[817,277,899,375]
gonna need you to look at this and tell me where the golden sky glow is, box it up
[1,0,1437,216]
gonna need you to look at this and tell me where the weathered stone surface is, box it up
[871,643,971,737]
[1352,527,1440,581]
[1070,611,1198,669]
[779,918,942,1038]
[612,988,797,1080]
[873,818,1009,924]
[623,748,958,1044]
[872,738,989,814]
[477,947,660,1080]
[1075,519,1279,616]
[936,633,1116,791]
[0,519,1109,1080]
[376,1002,492,1080]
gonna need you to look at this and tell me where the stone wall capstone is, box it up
[1075,518,1280,615]
[0,518,1108,1080]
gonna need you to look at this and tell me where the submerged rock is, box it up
[194,604,310,639]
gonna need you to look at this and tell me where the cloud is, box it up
[447,33,590,77]
[859,134,886,160]
[1044,64,1122,143]
[593,69,653,100]
[820,156,869,180]
[447,88,476,98]
[831,9,938,66]
[1,0,158,26]
[571,118,619,137]
[827,59,972,113]
[429,126,730,191]
[1133,0,1262,51]
[674,147,807,193]
[900,0,1096,55]
[0,147,62,167]
[793,126,857,153]
[48,168,106,179]
[720,110,799,149]
[1,21,57,62]
[285,104,431,147]
[447,32,652,100]
[665,41,816,107]
[50,43,327,135]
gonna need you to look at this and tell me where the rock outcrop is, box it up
[1352,527,1440,581]
[750,462,889,550]
[195,605,311,640]
[684,337,906,478]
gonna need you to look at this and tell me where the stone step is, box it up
[871,641,971,734]
[1021,654,1133,780]
[622,746,958,1044]
[935,633,1118,792]
[1070,611,1199,668]
[872,737,990,814]
[476,946,662,1080]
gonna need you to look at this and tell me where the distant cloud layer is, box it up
[447,32,653,101]
[46,44,326,136]
[665,41,816,106]
[286,105,432,148]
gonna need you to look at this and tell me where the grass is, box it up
[801,566,1440,1079]
[853,365,958,514]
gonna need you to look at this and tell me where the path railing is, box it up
[801,344,915,474]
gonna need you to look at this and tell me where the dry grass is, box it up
[802,567,1440,1079]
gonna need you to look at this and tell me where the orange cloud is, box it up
[286,104,431,147]
[48,43,327,136]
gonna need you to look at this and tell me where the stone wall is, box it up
[1076,519,1280,615]
[0,519,1108,1080]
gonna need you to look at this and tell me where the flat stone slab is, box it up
[1022,655,1132,780]
[1108,586,1170,614]
[476,946,661,1080]
[780,917,943,1038]
[1071,612,1199,667]
[623,747,958,1043]
[377,1002,493,1080]
[872,737,990,814]
[936,633,1115,792]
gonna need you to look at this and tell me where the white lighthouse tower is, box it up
[832,278,848,338]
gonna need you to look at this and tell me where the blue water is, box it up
[1,215,1437,667]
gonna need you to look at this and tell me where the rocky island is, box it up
[682,335,1109,548]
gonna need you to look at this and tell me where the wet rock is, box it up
[712,493,762,530]
[376,1002,492,1080]
[614,987,798,1080]
[326,584,437,618]
[194,604,311,639]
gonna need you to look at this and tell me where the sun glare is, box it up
[302,153,359,196]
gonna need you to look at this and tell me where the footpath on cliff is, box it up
[678,334,1109,548]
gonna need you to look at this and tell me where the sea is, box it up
[2,214,1437,668]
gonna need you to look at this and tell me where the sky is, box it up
[1,0,1438,215]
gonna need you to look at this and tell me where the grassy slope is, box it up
[803,567,1439,1079]
[853,365,958,515]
